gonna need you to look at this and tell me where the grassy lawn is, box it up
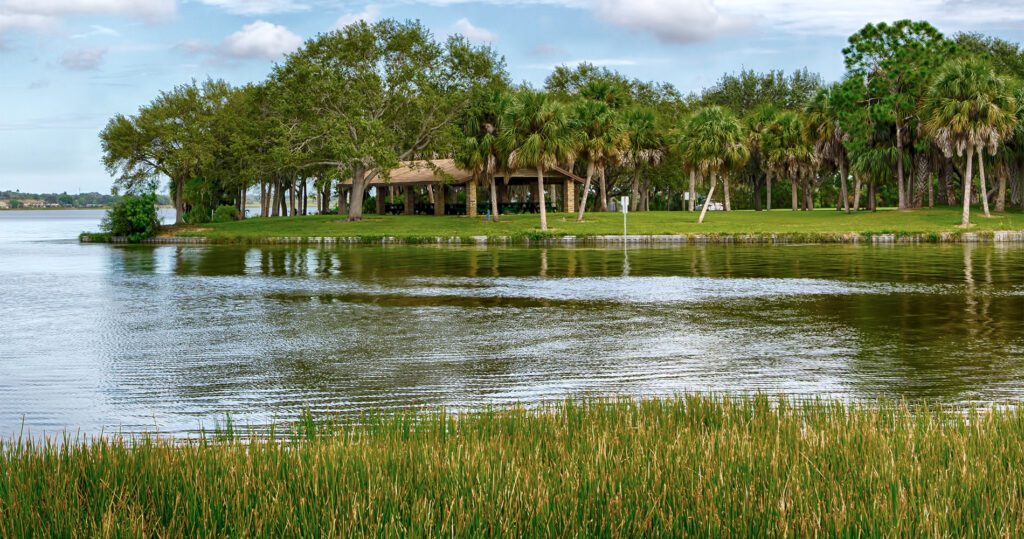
[169,207,1024,242]
[4,396,1024,536]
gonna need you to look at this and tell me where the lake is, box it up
[1,209,1022,436]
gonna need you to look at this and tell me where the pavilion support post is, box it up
[564,181,575,214]
[434,183,446,216]
[467,178,478,217]
[549,184,557,210]
[375,186,385,214]
[498,182,510,203]
[404,186,414,215]
[529,182,539,203]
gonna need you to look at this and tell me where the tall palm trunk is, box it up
[630,168,640,212]
[996,163,1008,212]
[961,150,974,227]
[697,172,717,224]
[839,160,850,213]
[577,161,595,222]
[687,169,696,212]
[489,172,500,223]
[790,178,799,211]
[723,174,731,211]
[976,146,991,217]
[766,173,772,211]
[598,166,608,212]
[896,120,907,209]
[536,166,548,231]
[853,175,862,212]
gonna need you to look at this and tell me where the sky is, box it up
[3,0,1024,194]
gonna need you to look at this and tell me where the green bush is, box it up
[211,205,240,223]
[100,193,159,242]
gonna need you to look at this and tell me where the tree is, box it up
[922,59,1018,226]
[272,19,506,221]
[843,20,952,210]
[100,79,232,224]
[805,85,851,212]
[500,91,579,231]
[620,107,663,211]
[683,106,749,223]
[572,97,624,221]
[761,111,817,211]
[701,68,823,116]
[458,88,511,222]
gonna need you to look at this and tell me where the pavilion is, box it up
[340,159,585,216]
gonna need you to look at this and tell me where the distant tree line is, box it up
[0,190,170,208]
[100,19,1024,229]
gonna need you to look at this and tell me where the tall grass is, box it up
[3,396,1024,536]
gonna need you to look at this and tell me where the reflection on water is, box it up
[1,210,1023,436]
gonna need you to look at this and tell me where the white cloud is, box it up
[334,4,379,29]
[453,17,495,43]
[197,0,309,16]
[592,0,744,43]
[71,24,119,39]
[0,0,173,35]
[222,20,302,59]
[60,47,106,70]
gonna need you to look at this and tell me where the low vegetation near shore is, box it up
[4,396,1024,536]
[159,207,1024,243]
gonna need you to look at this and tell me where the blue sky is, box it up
[3,0,1024,194]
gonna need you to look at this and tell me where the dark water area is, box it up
[1,210,1022,436]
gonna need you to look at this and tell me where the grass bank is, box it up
[4,396,1024,536]
[154,207,1024,244]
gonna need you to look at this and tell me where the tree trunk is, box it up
[598,167,608,211]
[260,180,268,217]
[790,178,798,211]
[976,146,991,217]
[240,187,247,219]
[766,173,772,211]
[289,177,296,217]
[174,179,184,224]
[840,160,850,213]
[348,165,367,221]
[868,182,877,212]
[537,166,548,231]
[434,183,446,216]
[641,177,651,211]
[723,174,731,211]
[697,172,717,224]
[962,149,974,227]
[996,162,1007,213]
[896,120,906,209]
[630,168,640,212]
[467,177,479,217]
[753,174,763,211]
[687,169,696,212]
[928,171,935,209]
[577,161,595,222]
[853,175,862,212]
[489,173,500,222]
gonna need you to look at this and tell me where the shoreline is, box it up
[80,229,1024,245]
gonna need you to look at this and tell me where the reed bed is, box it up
[3,396,1024,537]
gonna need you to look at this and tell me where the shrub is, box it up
[100,193,159,242]
[211,205,240,223]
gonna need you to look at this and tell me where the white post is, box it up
[621,196,629,239]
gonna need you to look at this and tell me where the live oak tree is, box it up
[100,79,232,224]
[271,19,506,221]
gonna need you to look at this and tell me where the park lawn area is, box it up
[169,206,1024,242]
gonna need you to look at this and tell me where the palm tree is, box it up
[744,105,779,211]
[580,79,628,211]
[761,111,817,211]
[572,98,624,222]
[805,86,851,212]
[684,106,749,224]
[501,91,579,231]
[922,59,1018,226]
[458,89,509,221]
[675,115,698,212]
[622,107,663,212]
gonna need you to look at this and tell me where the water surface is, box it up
[1,209,1022,435]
